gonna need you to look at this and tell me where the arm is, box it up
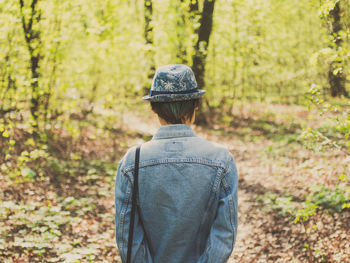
[115,162,154,263]
[198,156,238,263]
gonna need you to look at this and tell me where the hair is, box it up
[151,99,200,124]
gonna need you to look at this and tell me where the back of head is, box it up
[143,64,205,124]
[151,99,200,124]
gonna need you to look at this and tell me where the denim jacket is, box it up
[115,124,238,263]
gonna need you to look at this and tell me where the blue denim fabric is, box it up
[142,64,206,102]
[115,124,238,263]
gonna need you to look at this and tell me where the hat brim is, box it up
[143,90,206,102]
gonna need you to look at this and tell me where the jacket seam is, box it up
[153,133,196,140]
[119,177,131,262]
[212,167,225,193]
[122,158,227,174]
[195,167,224,255]
[221,177,235,252]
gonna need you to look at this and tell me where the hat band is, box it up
[149,88,198,97]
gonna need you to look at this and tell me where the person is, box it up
[115,64,238,263]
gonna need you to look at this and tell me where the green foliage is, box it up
[307,176,350,211]
[262,186,347,261]
[260,192,298,216]
[262,175,350,222]
[262,173,349,262]
[300,84,350,152]
[310,0,350,97]
[318,0,339,18]
[0,196,104,262]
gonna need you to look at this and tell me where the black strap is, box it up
[126,145,153,263]
[126,146,140,263]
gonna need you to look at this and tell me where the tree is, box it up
[144,0,155,94]
[327,1,348,97]
[19,0,44,125]
[0,33,18,115]
[192,0,216,90]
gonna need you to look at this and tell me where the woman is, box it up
[115,64,238,263]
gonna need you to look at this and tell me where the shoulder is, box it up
[200,136,234,157]
[191,137,236,171]
[117,145,139,174]
[201,140,238,184]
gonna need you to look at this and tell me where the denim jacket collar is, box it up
[152,124,197,140]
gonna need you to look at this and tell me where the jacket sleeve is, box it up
[115,161,154,263]
[197,155,238,263]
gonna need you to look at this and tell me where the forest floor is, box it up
[1,102,350,263]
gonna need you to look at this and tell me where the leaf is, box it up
[21,167,36,178]
[2,131,9,138]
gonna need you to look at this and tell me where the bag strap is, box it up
[126,145,153,263]
[126,145,140,263]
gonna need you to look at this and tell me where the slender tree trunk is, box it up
[188,0,200,28]
[19,0,43,124]
[231,1,238,99]
[328,2,348,97]
[144,0,153,55]
[190,0,198,12]
[192,0,216,90]
[0,36,17,113]
[143,0,155,94]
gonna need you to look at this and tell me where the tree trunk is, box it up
[328,2,348,97]
[19,0,43,124]
[189,0,199,16]
[192,0,216,90]
[191,0,216,125]
[0,37,17,113]
[143,0,155,94]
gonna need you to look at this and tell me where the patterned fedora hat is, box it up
[142,64,206,102]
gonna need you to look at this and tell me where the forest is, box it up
[0,0,349,262]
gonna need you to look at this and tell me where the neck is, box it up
[158,117,193,126]
[157,111,196,126]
